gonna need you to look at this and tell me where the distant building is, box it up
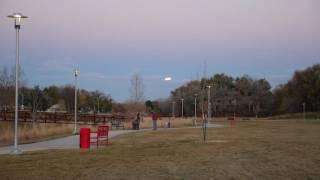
[46,104,67,113]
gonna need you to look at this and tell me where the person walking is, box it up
[151,111,159,130]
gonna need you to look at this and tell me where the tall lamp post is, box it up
[233,99,237,120]
[74,69,79,134]
[207,85,211,122]
[181,98,184,119]
[169,101,175,128]
[8,13,28,154]
[194,94,198,126]
[164,76,172,127]
[172,101,175,118]
[303,102,306,120]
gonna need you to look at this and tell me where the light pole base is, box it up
[11,148,22,155]
[73,130,78,135]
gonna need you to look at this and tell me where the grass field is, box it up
[0,117,193,146]
[0,120,319,179]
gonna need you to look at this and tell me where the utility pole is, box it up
[181,98,184,119]
[194,94,197,126]
[207,85,211,122]
[172,101,175,118]
[73,69,79,134]
[303,103,306,120]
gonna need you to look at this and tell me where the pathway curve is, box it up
[0,123,223,155]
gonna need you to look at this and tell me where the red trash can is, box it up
[80,128,90,149]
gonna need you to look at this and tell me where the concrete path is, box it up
[0,129,148,155]
[0,123,223,155]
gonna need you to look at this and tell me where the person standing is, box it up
[136,112,141,130]
[152,111,159,130]
[132,112,141,130]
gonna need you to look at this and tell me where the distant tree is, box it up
[171,80,201,117]
[78,89,91,112]
[91,90,104,113]
[60,85,75,112]
[22,86,49,120]
[251,79,272,116]
[43,86,60,106]
[112,103,127,114]
[273,64,320,114]
[99,95,112,113]
[129,73,144,103]
[170,73,273,117]
[145,100,154,113]
[0,66,14,109]
[90,90,112,113]
[125,73,145,115]
[155,98,171,116]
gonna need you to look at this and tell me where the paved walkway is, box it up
[0,123,223,155]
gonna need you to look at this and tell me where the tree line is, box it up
[272,64,320,114]
[21,85,113,113]
[0,66,112,113]
[147,64,320,117]
[1,64,319,117]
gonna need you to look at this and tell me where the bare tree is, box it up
[126,73,145,118]
[0,66,15,110]
[129,73,144,103]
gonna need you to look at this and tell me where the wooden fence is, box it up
[0,110,128,124]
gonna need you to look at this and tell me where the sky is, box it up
[0,0,319,102]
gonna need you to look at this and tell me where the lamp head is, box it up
[8,13,28,29]
[74,69,80,77]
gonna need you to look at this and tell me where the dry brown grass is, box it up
[0,120,319,180]
[122,116,195,129]
[0,122,73,146]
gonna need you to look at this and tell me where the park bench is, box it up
[91,125,109,146]
[111,119,125,130]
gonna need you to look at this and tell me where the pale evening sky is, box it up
[0,0,319,102]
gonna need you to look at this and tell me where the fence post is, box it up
[3,111,6,121]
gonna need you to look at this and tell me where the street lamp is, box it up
[8,13,28,154]
[172,101,175,118]
[164,76,173,127]
[169,101,175,128]
[207,85,211,122]
[194,94,198,126]
[233,99,237,120]
[181,98,184,118]
[74,69,79,134]
[303,102,306,120]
